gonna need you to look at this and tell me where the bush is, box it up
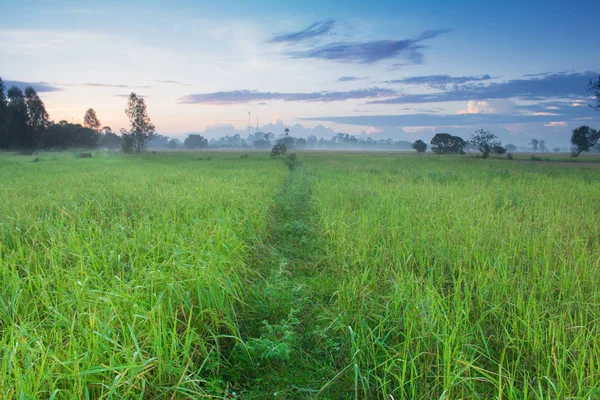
[270,143,287,158]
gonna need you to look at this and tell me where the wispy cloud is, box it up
[179,87,397,105]
[369,71,598,104]
[155,80,192,86]
[270,19,336,43]
[286,29,450,64]
[338,76,367,82]
[83,83,151,88]
[384,74,492,88]
[3,80,61,92]
[302,113,588,127]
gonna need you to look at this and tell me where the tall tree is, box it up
[24,86,50,150]
[6,87,29,150]
[539,140,547,152]
[530,139,539,152]
[83,108,101,132]
[589,76,600,110]
[570,126,599,157]
[411,139,427,153]
[124,93,154,153]
[0,78,7,149]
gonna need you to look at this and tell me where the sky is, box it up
[1,0,599,146]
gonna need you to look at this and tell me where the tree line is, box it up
[1,75,598,155]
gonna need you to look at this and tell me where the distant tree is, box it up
[184,134,208,149]
[505,143,517,152]
[295,137,307,149]
[83,108,101,132]
[411,139,427,153]
[120,129,134,154]
[539,140,547,152]
[252,138,271,149]
[123,93,154,153]
[530,138,539,152]
[553,147,561,153]
[99,127,122,149]
[492,144,507,155]
[270,143,287,158]
[168,138,178,149]
[6,87,29,151]
[284,128,290,137]
[277,135,295,149]
[430,133,466,155]
[570,125,599,157]
[307,135,317,147]
[42,122,98,150]
[24,87,50,150]
[470,129,500,158]
[589,76,600,110]
[0,78,7,149]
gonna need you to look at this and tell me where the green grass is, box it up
[1,151,599,399]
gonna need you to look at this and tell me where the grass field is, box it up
[1,151,599,399]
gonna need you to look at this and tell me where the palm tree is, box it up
[284,128,290,137]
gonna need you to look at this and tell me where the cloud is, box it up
[544,121,568,127]
[384,74,492,88]
[83,83,151,88]
[155,80,192,86]
[270,19,336,43]
[179,87,397,105]
[286,29,450,64]
[338,76,367,82]
[369,71,598,104]
[457,99,518,114]
[3,80,61,92]
[302,112,598,127]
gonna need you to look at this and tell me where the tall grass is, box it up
[2,151,599,399]
[308,153,600,398]
[0,152,285,398]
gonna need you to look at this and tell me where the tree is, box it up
[492,144,507,155]
[0,78,7,149]
[6,87,29,151]
[284,128,290,137]
[530,139,539,152]
[184,134,208,149]
[430,133,466,155]
[168,138,178,149]
[470,129,500,158]
[270,143,287,158]
[277,135,295,150]
[570,125,599,157]
[124,93,154,153]
[505,143,517,152]
[41,122,98,150]
[589,76,600,110]
[99,127,122,149]
[553,147,561,153]
[83,108,101,132]
[24,87,50,151]
[411,139,427,153]
[539,140,547,152]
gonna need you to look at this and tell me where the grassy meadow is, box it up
[1,151,599,399]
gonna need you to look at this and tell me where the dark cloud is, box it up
[369,71,597,104]
[179,87,397,105]
[287,29,450,64]
[338,76,367,82]
[270,19,336,43]
[384,74,492,88]
[4,80,61,92]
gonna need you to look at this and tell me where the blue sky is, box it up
[1,0,599,146]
